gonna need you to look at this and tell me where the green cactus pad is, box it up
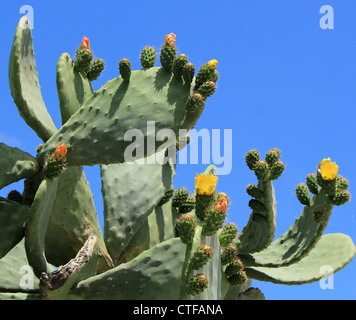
[0,198,29,259]
[254,160,270,181]
[24,178,58,278]
[172,54,189,79]
[9,17,57,142]
[245,233,355,285]
[197,80,217,98]
[56,53,94,125]
[202,206,226,236]
[190,244,213,270]
[225,258,243,277]
[265,148,280,166]
[329,189,351,206]
[306,173,319,195]
[186,274,209,296]
[246,184,264,198]
[101,149,175,263]
[37,67,201,167]
[0,143,39,190]
[120,200,180,262]
[221,244,239,265]
[234,180,277,254]
[172,187,189,208]
[157,185,174,206]
[178,195,196,214]
[182,62,195,86]
[160,46,177,71]
[240,189,334,267]
[245,150,260,170]
[175,214,196,244]
[0,239,40,293]
[269,161,285,180]
[73,49,93,73]
[71,238,186,299]
[248,199,266,212]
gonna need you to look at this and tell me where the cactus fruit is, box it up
[0,17,354,301]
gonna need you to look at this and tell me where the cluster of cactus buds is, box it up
[73,37,105,81]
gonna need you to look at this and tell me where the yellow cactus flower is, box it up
[195,174,218,196]
[318,158,338,181]
[203,59,218,70]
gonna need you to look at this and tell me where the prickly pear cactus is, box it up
[0,17,354,300]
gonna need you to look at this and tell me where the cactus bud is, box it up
[329,190,351,206]
[306,173,319,195]
[245,150,260,170]
[45,144,68,179]
[202,197,228,236]
[186,274,209,296]
[221,244,239,265]
[219,223,238,247]
[86,58,105,81]
[178,195,196,214]
[172,188,189,208]
[172,54,189,79]
[194,62,219,90]
[225,258,243,277]
[7,190,23,204]
[185,92,204,115]
[190,244,213,270]
[74,37,93,73]
[295,183,310,206]
[251,212,267,224]
[160,33,177,71]
[119,58,131,81]
[248,199,266,212]
[140,46,157,68]
[265,148,281,165]
[157,186,174,206]
[182,62,195,86]
[227,270,247,286]
[203,59,218,70]
[254,160,269,181]
[269,161,285,180]
[335,175,349,191]
[175,214,196,244]
[246,184,264,199]
[197,80,217,98]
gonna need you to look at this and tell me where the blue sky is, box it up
[0,1,355,299]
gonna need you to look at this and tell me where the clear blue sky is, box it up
[0,0,355,300]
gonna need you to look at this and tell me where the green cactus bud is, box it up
[313,207,328,224]
[245,150,260,170]
[197,80,217,98]
[246,184,264,199]
[335,175,349,191]
[225,258,243,277]
[74,49,93,73]
[251,212,267,224]
[179,195,196,214]
[86,58,105,81]
[175,214,196,244]
[265,148,281,166]
[295,183,310,206]
[195,194,214,220]
[329,190,351,206]
[227,270,247,286]
[172,54,189,79]
[190,244,213,270]
[316,171,337,195]
[248,199,266,212]
[202,198,228,236]
[7,190,23,204]
[186,274,209,296]
[254,160,269,181]
[194,64,218,90]
[221,244,239,265]
[45,157,66,179]
[269,161,285,180]
[157,185,174,206]
[182,62,195,86]
[160,46,177,71]
[140,46,157,68]
[306,173,319,195]
[185,92,204,115]
[118,58,131,81]
[172,188,189,208]
[219,223,238,247]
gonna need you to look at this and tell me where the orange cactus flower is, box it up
[318,158,338,181]
[214,197,228,214]
[164,33,176,47]
[80,36,90,49]
[52,143,67,161]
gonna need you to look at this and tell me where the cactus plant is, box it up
[0,17,354,301]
